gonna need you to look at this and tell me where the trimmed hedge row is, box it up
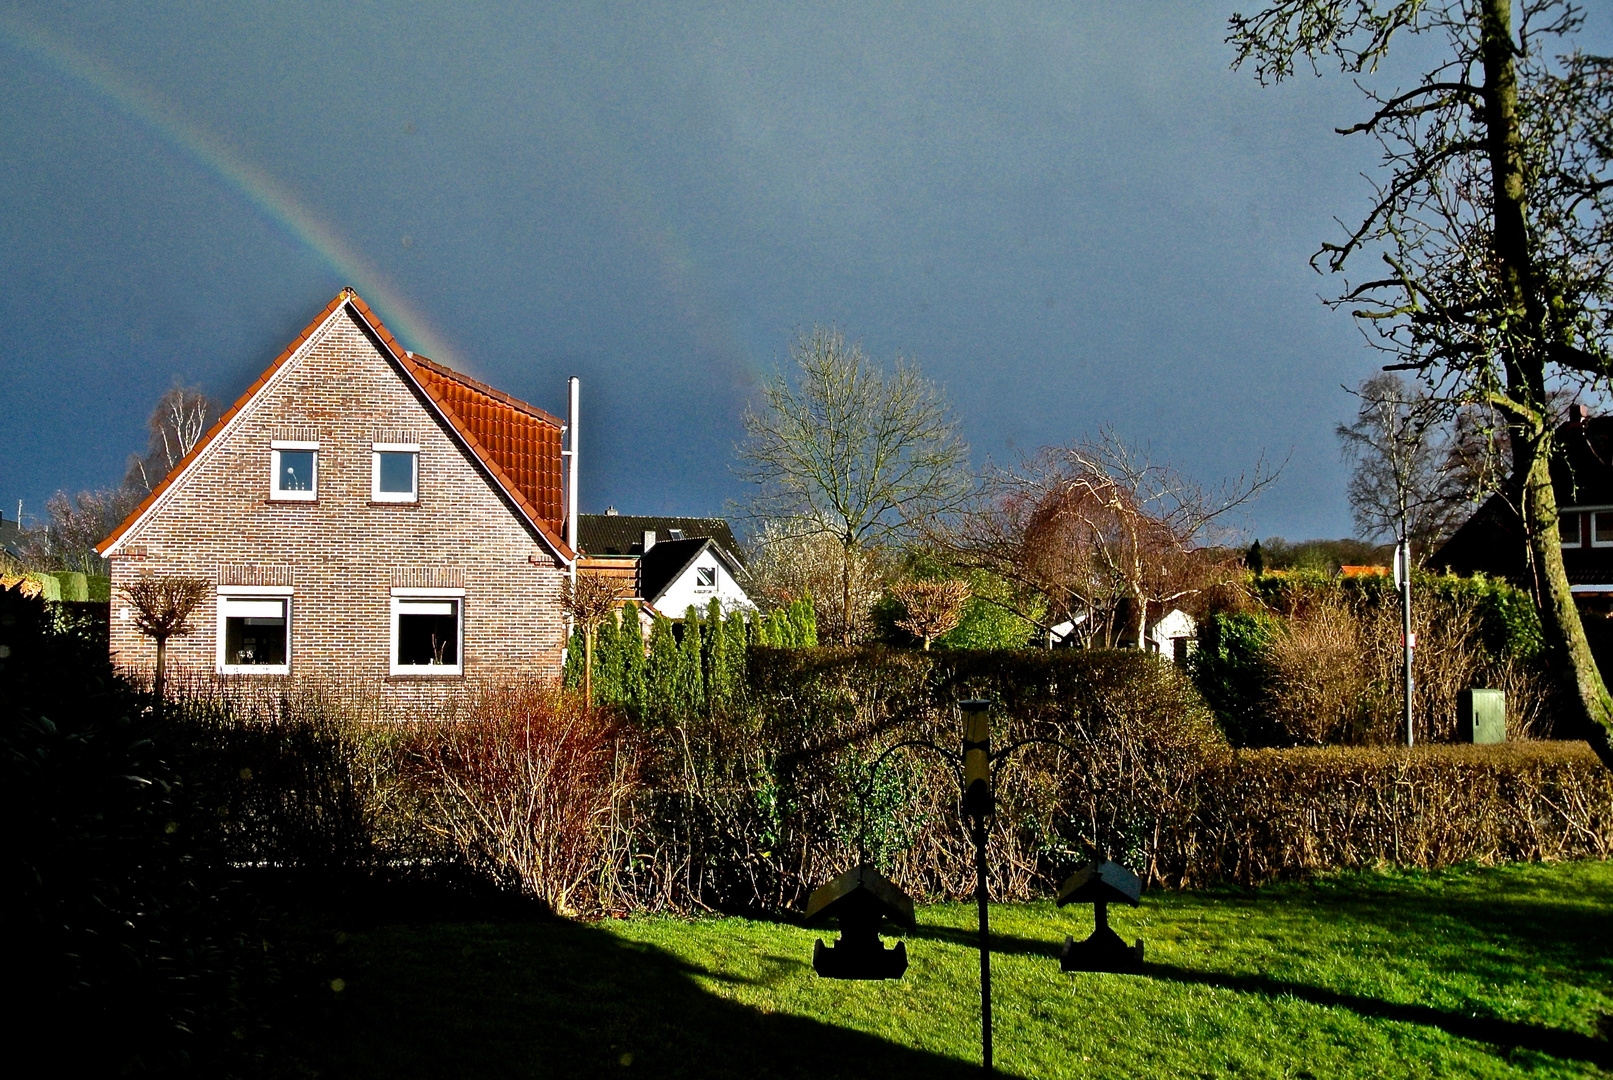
[1176,742,1612,888]
[605,647,1612,909]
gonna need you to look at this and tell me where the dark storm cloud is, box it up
[4,2,1607,538]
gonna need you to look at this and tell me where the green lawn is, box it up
[259,861,1612,1079]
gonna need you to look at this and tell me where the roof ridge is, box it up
[406,353,562,428]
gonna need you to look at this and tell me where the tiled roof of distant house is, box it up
[99,290,572,560]
[578,513,743,563]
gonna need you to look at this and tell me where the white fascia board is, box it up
[103,305,350,557]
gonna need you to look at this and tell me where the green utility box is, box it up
[1457,689,1506,744]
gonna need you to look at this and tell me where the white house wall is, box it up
[653,549,754,616]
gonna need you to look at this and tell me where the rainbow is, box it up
[0,13,457,364]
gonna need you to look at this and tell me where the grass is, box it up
[256,861,1612,1079]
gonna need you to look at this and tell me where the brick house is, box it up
[96,289,577,704]
[1432,408,1613,605]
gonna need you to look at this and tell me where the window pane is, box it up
[397,601,458,666]
[277,450,315,492]
[377,451,416,494]
[1597,514,1613,545]
[697,567,715,586]
[1563,513,1582,545]
[223,599,287,666]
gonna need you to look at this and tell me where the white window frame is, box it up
[390,587,465,675]
[696,565,716,588]
[1592,511,1613,548]
[270,440,320,501]
[371,443,420,503]
[216,585,294,675]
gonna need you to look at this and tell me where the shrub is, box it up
[2,584,271,1073]
[403,683,641,914]
[1195,571,1551,747]
[164,681,392,872]
[617,647,1227,910]
[1179,742,1612,886]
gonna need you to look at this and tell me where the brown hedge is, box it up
[1177,741,1613,887]
[606,649,1613,910]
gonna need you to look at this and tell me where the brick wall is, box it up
[107,307,568,709]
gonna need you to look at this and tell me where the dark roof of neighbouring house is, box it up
[98,290,572,560]
[577,514,743,562]
[638,537,745,608]
[0,515,21,559]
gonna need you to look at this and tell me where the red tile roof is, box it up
[98,289,574,561]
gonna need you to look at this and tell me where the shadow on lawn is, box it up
[897,876,1613,1070]
[261,875,1005,1080]
[1142,962,1611,1068]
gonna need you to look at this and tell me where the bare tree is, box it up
[949,431,1274,648]
[1230,0,1613,765]
[736,327,971,645]
[120,576,209,712]
[564,573,625,707]
[1337,373,1472,562]
[18,488,143,573]
[742,520,890,644]
[890,578,972,650]
[124,386,220,494]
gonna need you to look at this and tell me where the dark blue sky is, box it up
[4,2,1609,541]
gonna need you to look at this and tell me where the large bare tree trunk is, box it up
[1483,0,1613,767]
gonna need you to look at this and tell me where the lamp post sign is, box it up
[802,698,1146,1074]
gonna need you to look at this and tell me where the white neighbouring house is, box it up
[574,513,754,618]
[638,535,752,616]
[1046,607,1197,660]
[1145,608,1197,664]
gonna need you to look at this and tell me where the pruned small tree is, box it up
[120,575,209,711]
[890,578,972,650]
[737,326,971,645]
[563,573,625,708]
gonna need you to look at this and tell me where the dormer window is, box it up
[372,443,420,503]
[669,528,685,540]
[271,441,319,501]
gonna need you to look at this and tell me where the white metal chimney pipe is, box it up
[567,376,580,556]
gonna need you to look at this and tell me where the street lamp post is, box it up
[959,698,996,1072]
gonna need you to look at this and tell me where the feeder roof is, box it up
[1056,859,1142,908]
[804,863,916,929]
